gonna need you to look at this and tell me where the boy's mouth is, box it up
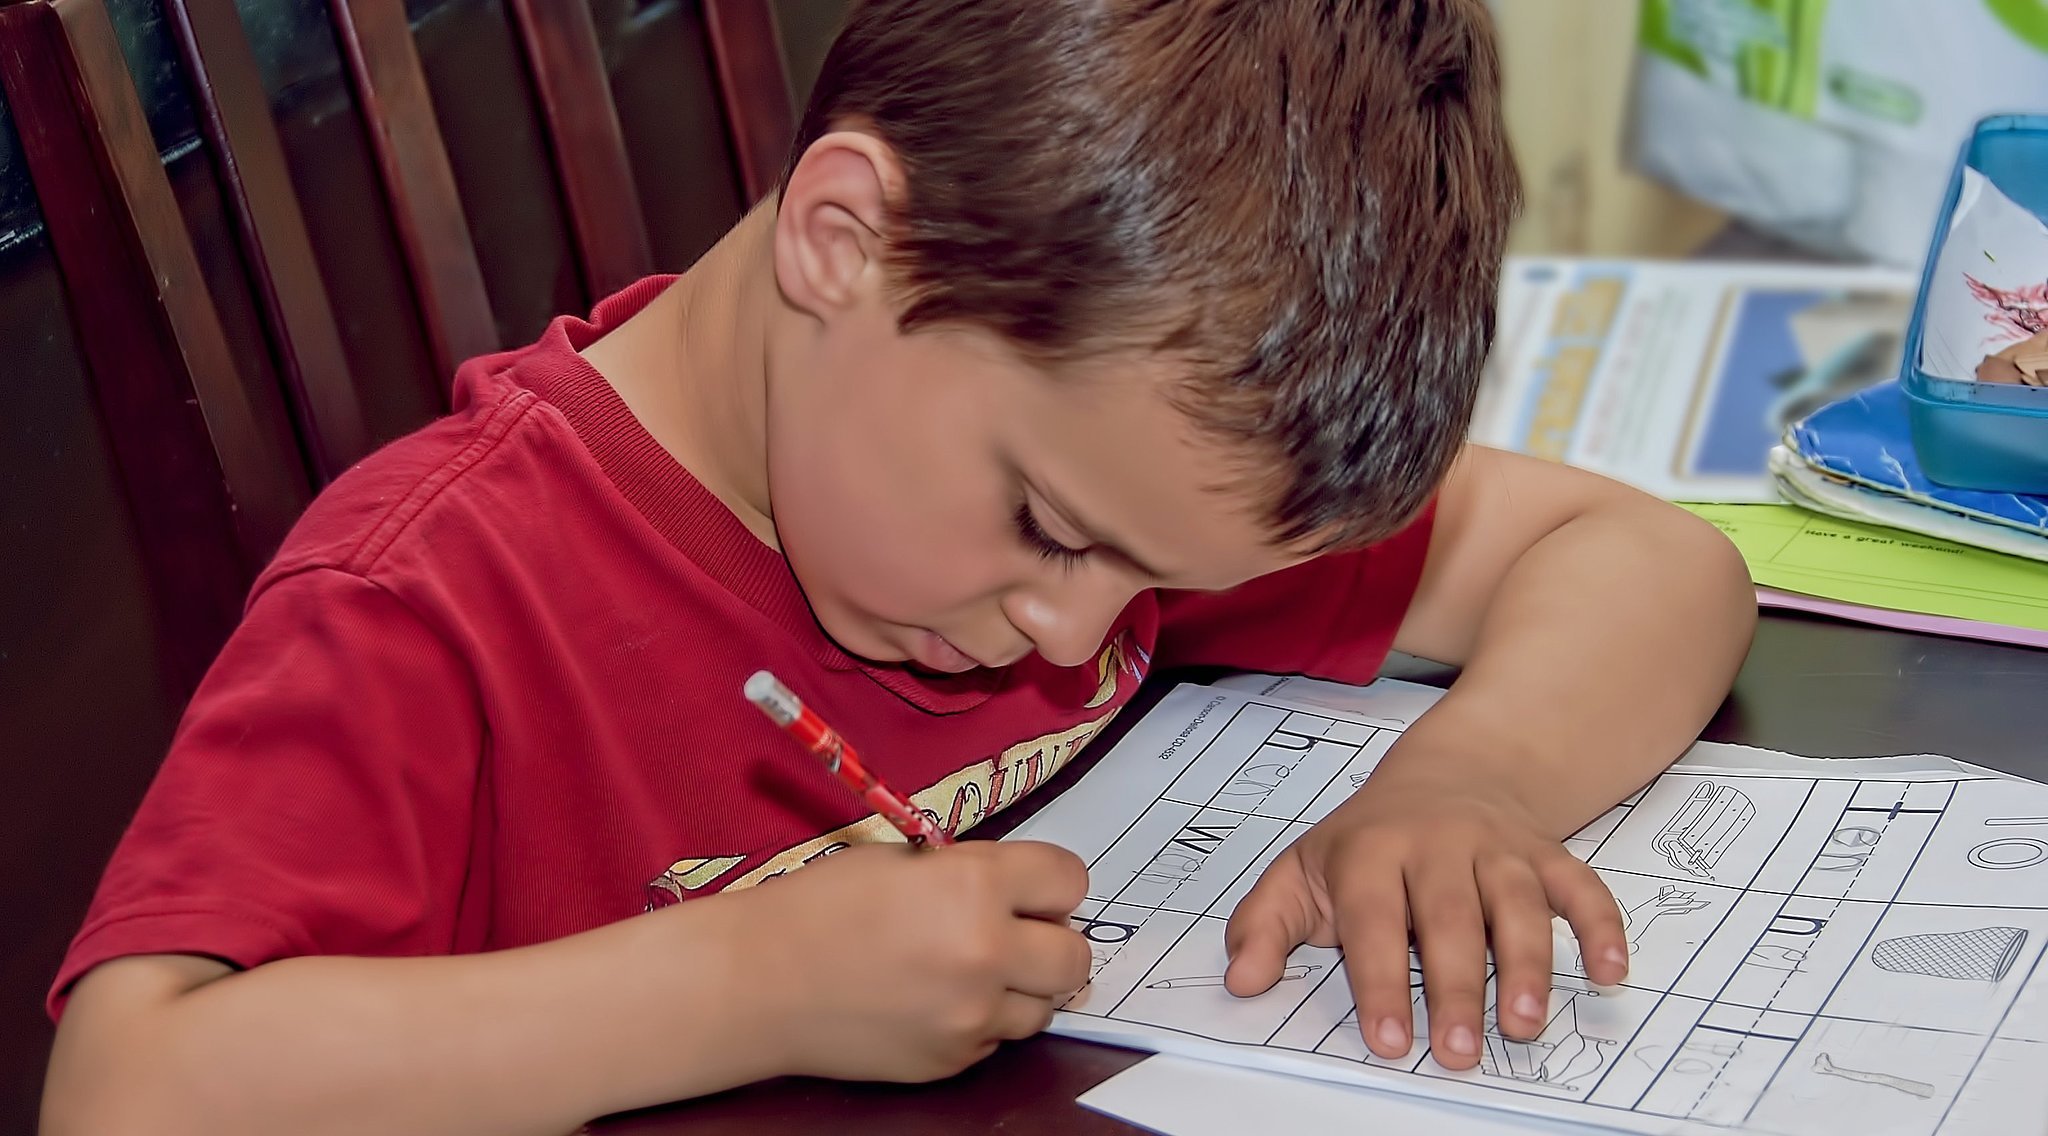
[911,630,985,674]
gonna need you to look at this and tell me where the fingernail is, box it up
[1513,992,1544,1021]
[1604,946,1630,976]
[1448,1025,1477,1056]
[1375,1017,1409,1051]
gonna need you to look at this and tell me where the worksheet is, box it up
[1005,676,2048,1135]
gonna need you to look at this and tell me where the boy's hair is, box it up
[786,0,1519,547]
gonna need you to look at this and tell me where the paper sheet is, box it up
[1682,503,2048,633]
[1781,381,2048,537]
[1475,258,1917,502]
[1753,588,2048,652]
[1081,1054,1589,1135]
[1919,169,2048,384]
[1006,677,2048,1136]
[1764,448,2048,565]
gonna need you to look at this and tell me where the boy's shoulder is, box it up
[258,341,613,598]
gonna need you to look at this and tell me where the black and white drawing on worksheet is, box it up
[1812,1051,1937,1099]
[1145,964,1320,992]
[1573,883,1714,977]
[1871,926,2029,982]
[1652,780,1755,881]
[1967,817,2048,871]
[1006,677,2048,1136]
[1477,986,1618,1090]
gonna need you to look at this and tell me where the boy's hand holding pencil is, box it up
[726,840,1091,1081]
[739,671,1092,1080]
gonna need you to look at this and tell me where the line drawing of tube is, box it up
[1813,1053,1936,1099]
[1651,781,1755,880]
[1146,963,1319,990]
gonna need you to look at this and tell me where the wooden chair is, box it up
[160,0,372,482]
[505,0,655,297]
[328,0,669,369]
[326,0,500,384]
[705,0,797,205]
[0,0,311,693]
[326,0,804,347]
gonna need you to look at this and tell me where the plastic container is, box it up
[1900,114,2048,493]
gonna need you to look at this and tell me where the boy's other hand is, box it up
[1219,774,1627,1069]
[738,840,1091,1082]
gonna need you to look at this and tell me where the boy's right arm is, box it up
[42,840,1092,1136]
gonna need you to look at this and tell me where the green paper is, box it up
[1681,503,2048,632]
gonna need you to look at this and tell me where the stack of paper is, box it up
[1742,379,2048,643]
[1007,675,2048,1136]
[1474,256,2048,646]
[1474,258,1918,505]
[1680,504,2048,648]
[1773,382,2048,562]
[1738,164,2048,641]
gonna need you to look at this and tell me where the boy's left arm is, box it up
[1223,445,1755,1069]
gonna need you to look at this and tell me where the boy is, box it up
[40,1,1754,1133]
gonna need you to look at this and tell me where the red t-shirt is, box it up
[50,277,1433,1017]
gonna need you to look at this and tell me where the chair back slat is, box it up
[328,0,500,382]
[506,0,655,297]
[705,0,795,205]
[164,0,373,480]
[0,0,313,688]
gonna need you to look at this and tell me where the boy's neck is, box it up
[581,205,781,548]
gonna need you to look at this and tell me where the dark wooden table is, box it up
[594,614,2048,1134]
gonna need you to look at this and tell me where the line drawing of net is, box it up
[1871,926,2029,982]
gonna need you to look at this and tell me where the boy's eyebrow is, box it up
[1035,482,1170,582]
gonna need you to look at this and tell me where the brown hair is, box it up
[787,0,1518,547]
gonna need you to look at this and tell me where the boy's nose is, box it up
[1007,579,1135,669]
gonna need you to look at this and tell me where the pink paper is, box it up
[1756,587,2048,649]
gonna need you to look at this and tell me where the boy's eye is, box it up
[1014,502,1089,568]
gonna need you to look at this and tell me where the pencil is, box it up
[745,669,953,848]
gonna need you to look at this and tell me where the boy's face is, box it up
[766,320,1312,673]
[763,131,1314,673]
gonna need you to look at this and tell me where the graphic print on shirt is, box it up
[644,632,1147,908]
[1087,630,1149,709]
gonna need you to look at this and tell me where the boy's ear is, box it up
[773,131,906,321]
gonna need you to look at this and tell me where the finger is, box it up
[989,990,1058,1042]
[1330,865,1418,1061]
[1407,859,1489,1070]
[1001,918,1095,999]
[1222,850,1321,997]
[1476,856,1557,1041]
[985,841,1091,920]
[1541,856,1629,985]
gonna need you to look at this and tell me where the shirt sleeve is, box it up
[48,568,484,1020]
[1152,502,1435,683]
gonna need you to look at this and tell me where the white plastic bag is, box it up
[1628,0,2048,266]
